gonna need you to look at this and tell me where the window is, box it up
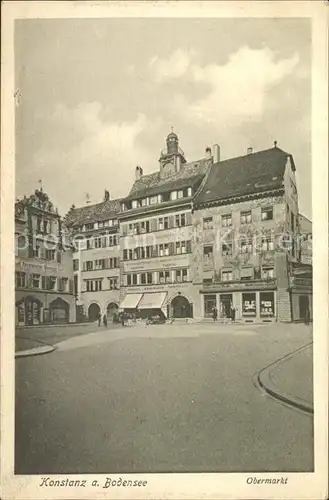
[261,236,274,251]
[242,292,256,317]
[141,198,147,207]
[95,259,105,270]
[132,200,139,209]
[85,223,94,231]
[127,275,132,286]
[262,267,274,280]
[128,249,133,260]
[204,295,217,318]
[46,276,57,291]
[160,271,170,283]
[132,274,138,285]
[240,267,253,281]
[260,292,275,317]
[141,273,147,284]
[101,236,107,247]
[86,238,92,249]
[241,210,252,224]
[36,217,42,232]
[147,272,153,284]
[123,249,128,261]
[94,237,102,248]
[170,191,178,201]
[140,220,149,233]
[222,242,233,256]
[109,235,117,246]
[291,212,295,232]
[203,278,212,284]
[182,269,188,282]
[32,274,40,288]
[240,238,253,254]
[109,257,118,268]
[222,214,232,227]
[98,221,104,228]
[16,271,26,288]
[109,278,118,290]
[73,259,79,271]
[149,196,158,205]
[86,279,102,292]
[164,217,169,229]
[158,218,164,230]
[203,217,213,229]
[175,213,186,227]
[261,207,273,221]
[159,244,164,257]
[33,243,40,258]
[86,261,93,271]
[177,190,184,199]
[222,270,232,282]
[203,245,213,260]
[45,249,56,261]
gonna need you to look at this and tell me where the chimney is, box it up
[205,147,212,160]
[213,144,220,163]
[104,190,110,202]
[135,165,143,180]
[247,147,253,155]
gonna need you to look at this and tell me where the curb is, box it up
[15,344,56,358]
[257,342,313,415]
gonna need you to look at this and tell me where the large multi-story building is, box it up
[15,189,76,325]
[64,191,121,322]
[192,144,311,322]
[117,131,218,319]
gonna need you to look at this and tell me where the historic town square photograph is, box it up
[12,13,316,480]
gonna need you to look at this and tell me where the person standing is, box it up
[103,314,108,327]
[97,312,101,327]
[121,311,125,327]
[305,306,310,325]
[231,306,236,323]
[212,306,218,322]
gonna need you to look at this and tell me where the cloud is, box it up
[149,49,195,83]
[31,102,160,210]
[151,46,300,127]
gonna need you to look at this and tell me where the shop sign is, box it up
[123,255,189,272]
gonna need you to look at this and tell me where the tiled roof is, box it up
[125,158,212,200]
[64,198,121,227]
[194,147,291,206]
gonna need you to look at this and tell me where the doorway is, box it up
[88,303,100,322]
[299,295,309,321]
[171,295,191,318]
[220,294,233,318]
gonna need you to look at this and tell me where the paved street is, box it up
[15,322,313,474]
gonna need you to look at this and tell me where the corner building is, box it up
[192,145,312,322]
[15,189,76,325]
[118,132,218,319]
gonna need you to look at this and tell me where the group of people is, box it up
[212,305,237,322]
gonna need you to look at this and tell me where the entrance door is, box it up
[220,294,233,318]
[299,295,309,321]
[25,298,41,325]
[88,303,100,322]
[171,296,191,318]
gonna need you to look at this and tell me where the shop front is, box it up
[119,292,168,321]
[202,285,277,322]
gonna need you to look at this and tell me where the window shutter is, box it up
[168,216,174,229]
[186,212,192,225]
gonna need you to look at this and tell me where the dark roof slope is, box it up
[125,158,211,200]
[64,198,121,227]
[194,147,291,206]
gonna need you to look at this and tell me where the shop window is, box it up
[16,271,26,288]
[204,294,217,318]
[241,210,252,224]
[242,292,256,317]
[261,207,273,221]
[222,214,232,227]
[203,217,213,229]
[260,292,275,317]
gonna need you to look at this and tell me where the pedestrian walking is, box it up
[304,307,310,325]
[97,312,101,327]
[103,314,108,327]
[212,306,218,322]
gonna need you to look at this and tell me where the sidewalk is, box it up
[258,342,313,414]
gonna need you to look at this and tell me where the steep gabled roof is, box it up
[64,198,121,227]
[194,147,291,207]
[125,158,212,201]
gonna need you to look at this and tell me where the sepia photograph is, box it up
[1,2,328,500]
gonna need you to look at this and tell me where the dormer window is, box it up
[170,191,178,201]
[132,200,139,209]
[177,190,184,199]
[121,203,126,211]
[141,198,147,207]
[187,187,192,197]
[149,196,158,205]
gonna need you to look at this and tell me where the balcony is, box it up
[201,277,277,293]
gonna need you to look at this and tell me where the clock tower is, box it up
[159,129,186,178]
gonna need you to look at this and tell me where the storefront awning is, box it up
[137,292,167,310]
[119,293,143,309]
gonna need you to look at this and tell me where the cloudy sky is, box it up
[15,18,311,218]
